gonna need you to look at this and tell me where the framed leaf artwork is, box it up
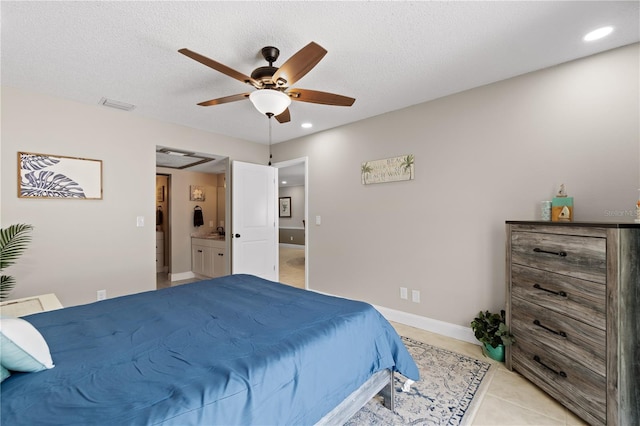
[18,152,103,199]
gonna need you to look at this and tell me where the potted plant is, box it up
[0,224,34,300]
[470,309,514,362]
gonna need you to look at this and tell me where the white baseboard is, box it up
[373,304,478,345]
[310,287,479,345]
[170,271,196,282]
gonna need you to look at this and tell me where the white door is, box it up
[231,161,278,281]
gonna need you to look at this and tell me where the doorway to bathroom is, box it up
[155,146,229,289]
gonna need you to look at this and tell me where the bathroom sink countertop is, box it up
[192,234,226,241]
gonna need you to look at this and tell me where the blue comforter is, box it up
[1,274,419,425]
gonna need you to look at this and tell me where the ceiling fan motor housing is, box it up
[251,66,279,87]
[251,47,281,87]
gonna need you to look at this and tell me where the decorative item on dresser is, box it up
[505,221,639,426]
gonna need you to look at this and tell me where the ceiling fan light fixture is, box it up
[249,90,291,116]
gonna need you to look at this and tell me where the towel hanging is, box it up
[193,206,204,227]
[156,206,163,226]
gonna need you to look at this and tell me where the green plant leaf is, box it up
[470,309,514,347]
[0,223,34,300]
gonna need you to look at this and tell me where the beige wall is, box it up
[272,44,640,328]
[1,86,266,307]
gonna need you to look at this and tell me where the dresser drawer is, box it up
[511,264,606,328]
[512,339,606,425]
[511,231,606,283]
[511,297,605,375]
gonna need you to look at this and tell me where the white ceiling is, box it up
[2,1,639,148]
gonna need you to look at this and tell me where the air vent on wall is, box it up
[98,97,136,111]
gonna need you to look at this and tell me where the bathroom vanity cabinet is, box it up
[192,238,226,278]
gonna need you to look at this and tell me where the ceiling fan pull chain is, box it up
[268,115,273,166]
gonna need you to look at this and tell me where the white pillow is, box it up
[0,316,54,372]
[0,365,10,382]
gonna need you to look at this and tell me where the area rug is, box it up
[346,336,494,426]
[285,255,305,269]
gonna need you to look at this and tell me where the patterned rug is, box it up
[285,255,305,269]
[346,336,493,426]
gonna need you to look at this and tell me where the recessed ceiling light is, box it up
[281,180,287,185]
[583,26,613,42]
[301,122,313,129]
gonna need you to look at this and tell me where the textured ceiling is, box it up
[2,1,639,148]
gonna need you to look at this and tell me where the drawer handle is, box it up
[533,284,567,298]
[533,355,567,378]
[533,319,567,338]
[197,250,203,253]
[533,247,567,257]
[218,253,224,256]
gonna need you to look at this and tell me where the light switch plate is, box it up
[400,287,408,299]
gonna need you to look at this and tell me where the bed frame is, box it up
[317,368,394,425]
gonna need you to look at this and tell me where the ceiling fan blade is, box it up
[275,108,291,123]
[287,89,355,106]
[272,42,327,88]
[197,93,250,107]
[179,48,259,88]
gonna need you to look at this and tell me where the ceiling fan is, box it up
[178,42,355,123]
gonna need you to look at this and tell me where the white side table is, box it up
[0,294,63,317]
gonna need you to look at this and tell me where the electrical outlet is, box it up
[400,287,408,299]
[290,236,294,241]
[412,290,421,303]
[97,290,106,301]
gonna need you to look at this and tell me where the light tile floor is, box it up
[157,249,587,425]
[392,323,588,426]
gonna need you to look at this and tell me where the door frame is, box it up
[272,157,308,289]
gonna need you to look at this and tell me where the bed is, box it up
[1,274,419,425]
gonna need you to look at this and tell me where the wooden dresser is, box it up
[505,221,639,426]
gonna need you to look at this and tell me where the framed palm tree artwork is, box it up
[361,154,414,185]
